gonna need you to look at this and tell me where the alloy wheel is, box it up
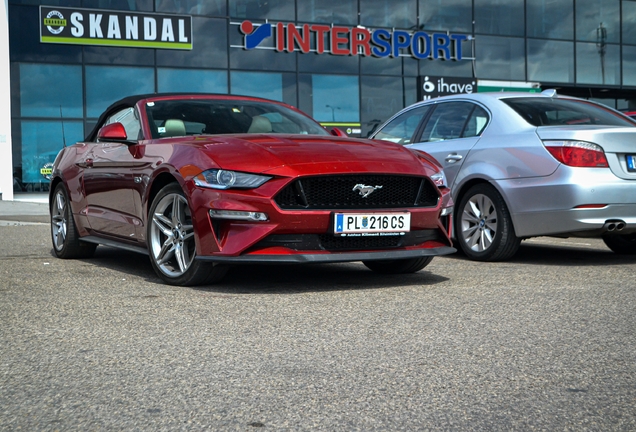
[51,189,68,251]
[459,193,498,252]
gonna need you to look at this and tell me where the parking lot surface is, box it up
[1,221,635,431]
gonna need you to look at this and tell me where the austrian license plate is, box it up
[627,155,636,172]
[333,212,411,236]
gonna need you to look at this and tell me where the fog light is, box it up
[209,209,269,221]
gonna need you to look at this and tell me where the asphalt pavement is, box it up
[0,195,635,431]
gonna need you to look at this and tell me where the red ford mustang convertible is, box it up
[49,94,455,286]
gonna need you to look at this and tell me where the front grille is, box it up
[274,175,439,210]
[318,234,401,250]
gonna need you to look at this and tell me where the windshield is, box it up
[145,99,330,138]
[502,97,636,127]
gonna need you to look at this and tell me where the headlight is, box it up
[430,171,448,188]
[193,169,271,189]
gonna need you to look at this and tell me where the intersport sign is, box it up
[236,20,470,60]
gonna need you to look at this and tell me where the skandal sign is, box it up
[234,21,470,61]
[40,6,192,50]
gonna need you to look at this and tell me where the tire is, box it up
[50,183,96,259]
[455,183,520,261]
[147,183,228,286]
[602,233,636,254]
[363,256,433,274]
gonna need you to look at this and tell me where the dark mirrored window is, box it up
[623,46,636,86]
[474,0,524,36]
[576,42,620,85]
[156,17,227,68]
[298,52,359,75]
[84,46,155,65]
[19,64,83,118]
[83,0,153,11]
[622,1,636,45]
[361,0,416,29]
[158,68,228,93]
[155,0,225,16]
[527,39,574,83]
[576,0,619,43]
[361,76,407,137]
[419,0,472,33]
[298,74,359,123]
[229,0,294,21]
[419,58,473,78]
[475,36,525,81]
[85,66,155,118]
[230,71,285,102]
[297,0,357,25]
[526,0,573,39]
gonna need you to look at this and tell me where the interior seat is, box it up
[162,119,186,137]
[247,115,273,133]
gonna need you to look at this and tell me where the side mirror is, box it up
[97,122,128,142]
[329,127,348,137]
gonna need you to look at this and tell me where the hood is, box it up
[192,134,431,176]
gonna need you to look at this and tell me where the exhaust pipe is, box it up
[603,219,626,232]
[616,222,626,231]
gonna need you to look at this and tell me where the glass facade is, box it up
[7,0,636,192]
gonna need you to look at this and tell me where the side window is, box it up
[420,102,477,142]
[462,105,489,138]
[106,107,142,141]
[373,105,431,145]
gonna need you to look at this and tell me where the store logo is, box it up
[418,76,476,100]
[39,6,193,50]
[236,20,469,61]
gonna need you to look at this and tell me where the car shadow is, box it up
[446,240,636,267]
[64,247,451,293]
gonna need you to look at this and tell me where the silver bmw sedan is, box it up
[371,90,636,261]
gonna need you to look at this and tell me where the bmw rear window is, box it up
[502,97,636,127]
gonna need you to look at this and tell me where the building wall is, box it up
[6,0,636,195]
[1,0,13,200]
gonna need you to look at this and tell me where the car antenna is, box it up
[60,105,67,148]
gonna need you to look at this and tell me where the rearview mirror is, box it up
[97,122,128,142]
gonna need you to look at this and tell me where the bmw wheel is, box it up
[50,183,96,259]
[363,256,433,274]
[148,183,228,286]
[602,233,636,254]
[455,183,520,261]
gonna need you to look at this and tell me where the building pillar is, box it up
[0,0,13,200]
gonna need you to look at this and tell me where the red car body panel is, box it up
[51,94,454,266]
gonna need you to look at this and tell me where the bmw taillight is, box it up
[543,140,609,168]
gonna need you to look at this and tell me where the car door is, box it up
[408,102,488,189]
[81,107,146,240]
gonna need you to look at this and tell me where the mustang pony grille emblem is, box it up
[353,184,383,198]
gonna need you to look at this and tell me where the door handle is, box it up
[445,154,463,163]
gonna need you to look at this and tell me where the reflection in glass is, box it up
[297,0,357,25]
[623,46,636,86]
[158,68,228,93]
[474,0,523,36]
[231,71,283,101]
[419,0,472,33]
[361,76,405,137]
[20,120,83,184]
[20,64,83,118]
[527,39,574,83]
[229,0,294,20]
[576,42,619,85]
[576,0,619,43]
[623,1,636,46]
[298,52,359,75]
[83,46,155,65]
[311,75,359,123]
[526,0,573,39]
[361,0,416,29]
[82,0,153,10]
[475,36,525,81]
[157,17,227,68]
[155,0,225,16]
[85,66,154,118]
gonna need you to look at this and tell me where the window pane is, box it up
[229,24,296,71]
[20,120,83,184]
[361,0,416,29]
[374,105,430,144]
[156,17,227,68]
[475,36,525,81]
[361,76,406,137]
[623,1,636,45]
[158,68,228,93]
[82,0,153,11]
[474,0,524,36]
[155,0,225,16]
[421,102,474,142]
[302,75,359,123]
[85,66,154,118]
[576,0,619,43]
[230,71,284,101]
[83,46,155,65]
[298,52,359,74]
[527,39,574,83]
[229,0,294,20]
[419,0,472,33]
[526,0,573,39]
[576,42,620,85]
[297,0,357,25]
[20,64,83,118]
[463,106,489,137]
[623,46,636,86]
